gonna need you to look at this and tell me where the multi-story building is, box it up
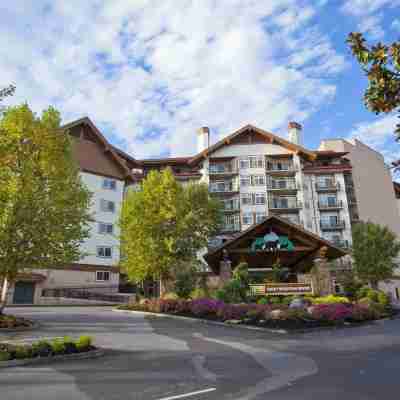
[6,117,400,303]
[7,117,141,304]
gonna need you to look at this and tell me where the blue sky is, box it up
[1,0,399,162]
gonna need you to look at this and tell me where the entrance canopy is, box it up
[204,215,346,274]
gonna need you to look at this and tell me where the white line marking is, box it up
[157,387,216,400]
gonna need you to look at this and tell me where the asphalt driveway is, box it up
[1,306,400,400]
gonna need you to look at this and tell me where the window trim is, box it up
[102,178,117,191]
[96,246,113,259]
[98,222,114,235]
[100,199,116,213]
[96,271,111,282]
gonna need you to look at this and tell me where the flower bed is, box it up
[0,314,34,330]
[118,297,394,331]
[0,336,95,362]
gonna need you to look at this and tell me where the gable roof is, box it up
[189,124,316,165]
[62,117,139,182]
[204,214,346,273]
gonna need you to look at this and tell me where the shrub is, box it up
[350,304,377,321]
[51,339,66,355]
[76,336,93,352]
[0,351,11,361]
[312,295,350,304]
[174,266,197,299]
[257,297,269,305]
[189,298,223,318]
[63,337,78,354]
[32,340,52,357]
[308,304,352,323]
[162,292,179,300]
[216,280,245,303]
[14,345,31,360]
[377,291,390,306]
[216,304,250,321]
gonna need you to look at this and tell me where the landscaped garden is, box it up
[0,336,96,363]
[119,262,397,332]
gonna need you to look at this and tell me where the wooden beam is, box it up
[229,246,313,254]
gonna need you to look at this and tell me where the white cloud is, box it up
[0,0,347,158]
[357,14,385,40]
[341,0,400,16]
[348,114,399,162]
[392,19,400,32]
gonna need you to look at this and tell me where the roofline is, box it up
[205,214,346,259]
[189,124,316,165]
[61,117,138,181]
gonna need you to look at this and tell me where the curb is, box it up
[0,322,40,334]
[0,348,105,369]
[113,309,289,334]
[113,308,397,335]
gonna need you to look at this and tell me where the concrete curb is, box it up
[113,309,289,334]
[0,322,40,333]
[0,348,105,369]
[113,308,397,335]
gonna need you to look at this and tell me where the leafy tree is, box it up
[0,84,15,103]
[0,104,92,313]
[120,168,221,295]
[347,33,400,139]
[216,262,249,304]
[352,221,400,289]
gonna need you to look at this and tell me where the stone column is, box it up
[219,261,232,286]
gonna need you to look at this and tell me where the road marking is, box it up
[157,387,216,400]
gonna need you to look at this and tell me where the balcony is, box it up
[210,182,239,194]
[266,163,297,176]
[331,239,350,249]
[315,181,340,192]
[267,180,298,192]
[221,198,240,212]
[320,220,345,230]
[220,223,241,233]
[209,163,237,176]
[318,200,343,210]
[269,199,302,212]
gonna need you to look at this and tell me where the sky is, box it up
[1,0,399,163]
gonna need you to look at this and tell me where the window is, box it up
[100,199,115,213]
[242,213,253,225]
[252,175,265,186]
[240,176,251,187]
[98,223,114,235]
[254,193,266,205]
[241,193,252,205]
[249,156,264,168]
[103,178,116,190]
[239,158,250,169]
[97,246,112,258]
[255,212,266,223]
[96,271,110,281]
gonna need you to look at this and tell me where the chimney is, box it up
[288,121,302,145]
[197,126,210,153]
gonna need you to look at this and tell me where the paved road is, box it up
[1,307,400,400]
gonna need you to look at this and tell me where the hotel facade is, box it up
[5,117,400,304]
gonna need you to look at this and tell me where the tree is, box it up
[0,84,15,103]
[352,221,400,289]
[120,168,221,295]
[347,33,400,140]
[0,104,92,312]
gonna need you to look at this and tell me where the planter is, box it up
[0,348,104,369]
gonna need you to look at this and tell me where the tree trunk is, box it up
[0,277,9,315]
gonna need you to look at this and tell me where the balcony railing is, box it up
[269,199,302,210]
[209,164,237,175]
[267,180,297,191]
[210,182,239,193]
[266,164,296,173]
[315,182,340,191]
[220,223,241,232]
[331,239,350,249]
[320,220,345,230]
[222,199,240,212]
[318,200,343,210]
